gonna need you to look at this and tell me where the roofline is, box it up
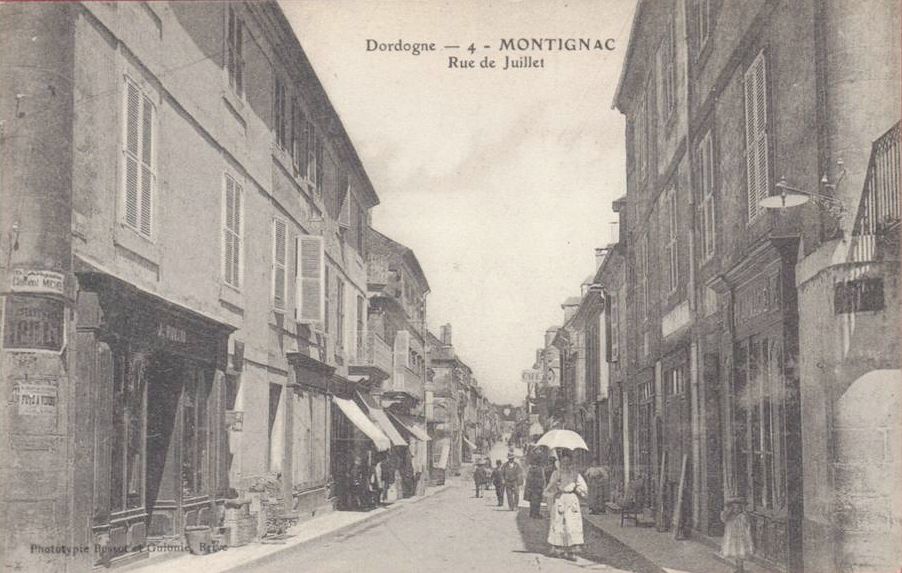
[612,0,648,112]
[368,228,431,292]
[269,3,380,208]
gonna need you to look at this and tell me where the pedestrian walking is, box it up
[524,455,547,518]
[720,496,754,573]
[543,450,588,561]
[502,453,524,511]
[380,455,395,502]
[473,460,486,498]
[491,460,505,506]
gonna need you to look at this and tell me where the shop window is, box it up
[122,76,156,239]
[110,352,147,513]
[182,368,211,497]
[732,336,786,511]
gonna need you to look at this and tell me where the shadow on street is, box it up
[514,506,665,573]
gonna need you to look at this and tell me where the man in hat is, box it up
[502,453,524,511]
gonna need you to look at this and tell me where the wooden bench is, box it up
[606,478,645,527]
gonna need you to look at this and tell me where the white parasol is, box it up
[534,429,588,451]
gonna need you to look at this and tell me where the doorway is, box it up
[145,353,184,538]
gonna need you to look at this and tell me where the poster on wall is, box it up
[2,295,66,353]
[13,381,58,416]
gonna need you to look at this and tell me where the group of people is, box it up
[473,449,589,561]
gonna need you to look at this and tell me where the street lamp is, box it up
[759,160,847,221]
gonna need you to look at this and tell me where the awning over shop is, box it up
[386,411,431,442]
[462,437,477,450]
[436,439,450,470]
[333,397,391,451]
[356,392,407,447]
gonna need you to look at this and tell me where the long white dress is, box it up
[544,469,588,548]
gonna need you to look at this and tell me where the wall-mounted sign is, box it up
[10,269,65,295]
[3,295,65,353]
[157,321,187,344]
[14,381,58,416]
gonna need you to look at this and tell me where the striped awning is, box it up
[333,397,391,451]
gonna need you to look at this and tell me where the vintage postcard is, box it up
[0,1,899,572]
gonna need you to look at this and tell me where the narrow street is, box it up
[235,457,663,573]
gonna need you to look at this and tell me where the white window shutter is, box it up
[273,219,287,309]
[339,183,352,228]
[297,235,324,323]
[744,52,768,221]
[140,95,153,236]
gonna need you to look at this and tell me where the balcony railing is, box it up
[393,365,424,397]
[851,121,900,261]
[349,332,393,380]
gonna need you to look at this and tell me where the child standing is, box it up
[720,495,754,573]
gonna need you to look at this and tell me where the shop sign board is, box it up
[3,295,66,353]
[14,381,58,416]
[10,269,65,295]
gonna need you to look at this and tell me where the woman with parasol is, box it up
[536,430,589,561]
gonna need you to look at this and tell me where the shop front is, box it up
[75,271,232,568]
[715,239,803,572]
[331,395,391,510]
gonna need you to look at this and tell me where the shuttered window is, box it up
[697,0,711,51]
[291,99,308,176]
[272,219,287,309]
[658,18,676,120]
[336,278,345,351]
[394,330,410,371]
[296,235,324,323]
[226,5,244,96]
[356,295,365,361]
[635,89,648,184]
[274,78,287,149]
[744,51,769,222]
[314,134,324,195]
[338,179,352,228]
[665,187,679,292]
[638,234,649,319]
[222,174,243,289]
[122,77,155,238]
[306,120,317,186]
[698,131,716,259]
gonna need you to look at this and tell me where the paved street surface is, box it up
[235,463,664,573]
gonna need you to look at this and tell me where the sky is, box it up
[281,0,638,405]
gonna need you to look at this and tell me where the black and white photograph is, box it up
[0,1,900,572]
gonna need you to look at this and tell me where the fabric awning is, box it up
[333,397,391,451]
[462,437,477,450]
[386,411,431,442]
[436,439,450,470]
[356,392,407,447]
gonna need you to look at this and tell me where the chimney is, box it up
[440,323,452,345]
[595,247,609,271]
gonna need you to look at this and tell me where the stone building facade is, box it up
[0,2,380,569]
[613,0,900,570]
